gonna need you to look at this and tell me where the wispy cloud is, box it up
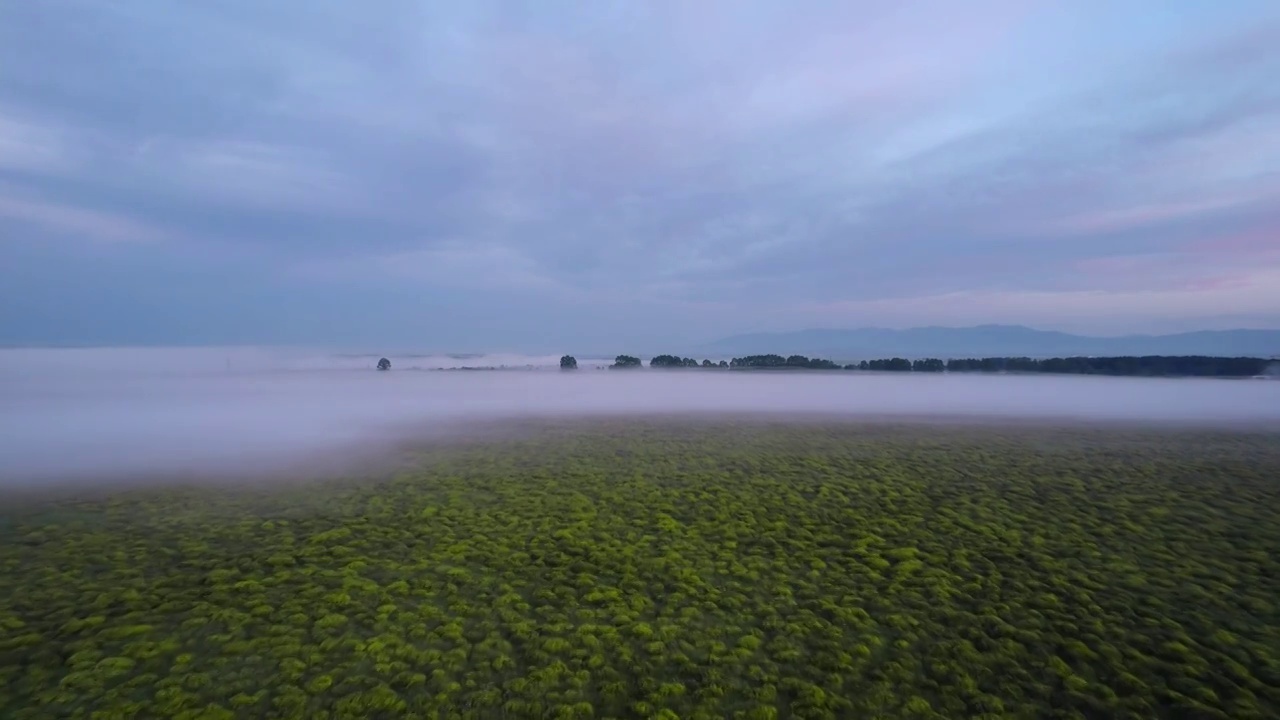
[130,138,362,212]
[1048,189,1278,235]
[0,192,166,243]
[788,264,1280,334]
[0,109,81,175]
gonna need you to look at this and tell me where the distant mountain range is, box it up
[705,325,1280,360]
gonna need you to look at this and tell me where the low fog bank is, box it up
[0,347,618,377]
[3,349,1279,484]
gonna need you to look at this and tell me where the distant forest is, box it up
[602,353,1275,377]
[864,355,1273,377]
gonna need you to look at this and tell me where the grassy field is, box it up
[2,419,1278,719]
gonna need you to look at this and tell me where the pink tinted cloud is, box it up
[1072,253,1167,275]
[1185,224,1280,257]
[1069,223,1280,293]
[1032,119,1280,239]
[1176,273,1255,292]
[783,264,1280,333]
[1060,216,1279,296]
[1068,252,1208,293]
[1051,194,1257,235]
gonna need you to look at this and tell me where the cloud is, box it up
[0,192,167,243]
[2,1,1279,346]
[0,110,76,175]
[373,243,572,295]
[1188,224,1280,257]
[787,264,1280,334]
[1047,188,1279,235]
[130,138,364,213]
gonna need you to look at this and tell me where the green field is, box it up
[2,420,1278,719]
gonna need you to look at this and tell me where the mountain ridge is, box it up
[705,325,1280,360]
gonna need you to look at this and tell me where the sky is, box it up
[2,0,1279,351]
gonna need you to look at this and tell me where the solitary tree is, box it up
[560,355,578,370]
[377,358,391,371]
[611,355,642,369]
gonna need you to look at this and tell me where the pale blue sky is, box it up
[2,1,1278,350]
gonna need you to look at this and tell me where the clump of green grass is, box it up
[2,419,1279,719]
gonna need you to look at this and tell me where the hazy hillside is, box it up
[706,325,1280,360]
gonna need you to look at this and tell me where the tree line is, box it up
[863,355,1271,377]
[650,355,727,368]
[623,354,841,369]
[557,354,1274,377]
[727,354,841,369]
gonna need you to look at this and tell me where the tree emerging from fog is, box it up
[610,355,642,369]
[649,355,706,369]
[729,354,841,369]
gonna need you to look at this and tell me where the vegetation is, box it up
[3,420,1279,719]
[628,354,1270,376]
[649,357,727,369]
[610,355,642,369]
[376,358,391,371]
[729,355,841,370]
[942,355,1271,377]
[560,356,578,370]
[853,358,914,372]
[844,356,1271,377]
[641,354,842,370]
[649,356,702,369]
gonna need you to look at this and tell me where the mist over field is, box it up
[2,347,1278,484]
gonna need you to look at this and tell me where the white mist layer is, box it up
[2,348,1278,483]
